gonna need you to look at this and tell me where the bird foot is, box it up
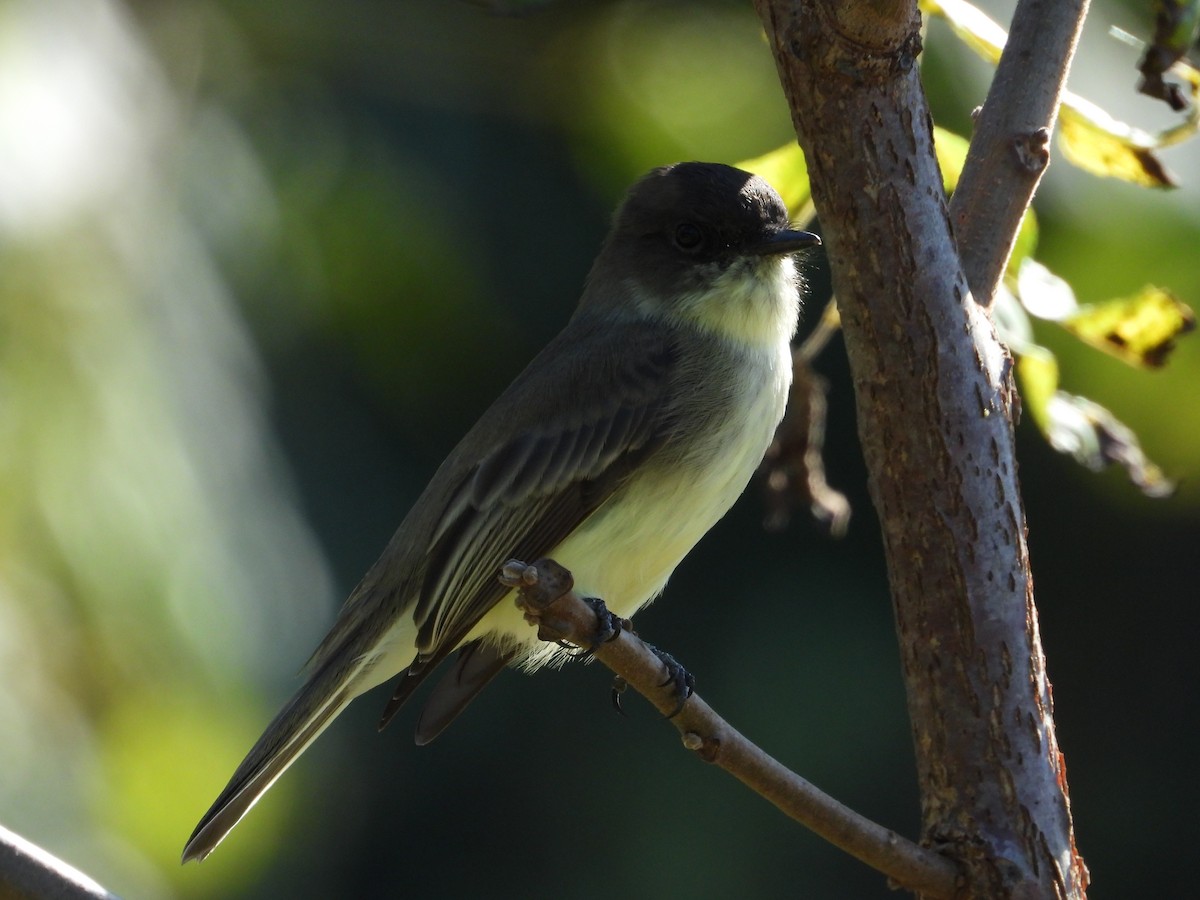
[648,646,695,718]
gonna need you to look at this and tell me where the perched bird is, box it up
[183,161,819,862]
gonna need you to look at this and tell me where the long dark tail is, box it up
[181,648,373,862]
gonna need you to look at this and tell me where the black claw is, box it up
[567,597,624,663]
[582,596,624,646]
[611,676,628,716]
[648,646,695,718]
[575,597,634,718]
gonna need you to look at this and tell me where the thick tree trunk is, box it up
[752,2,1088,896]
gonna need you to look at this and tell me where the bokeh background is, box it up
[1,0,1197,897]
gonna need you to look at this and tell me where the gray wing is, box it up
[184,319,682,861]
[377,321,678,730]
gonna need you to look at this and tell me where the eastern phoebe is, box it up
[183,161,819,862]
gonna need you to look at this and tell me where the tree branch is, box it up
[500,558,960,900]
[762,301,851,535]
[752,1,1087,896]
[948,0,1091,304]
[0,824,119,900]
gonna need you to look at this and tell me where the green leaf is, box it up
[1164,0,1200,50]
[736,143,812,215]
[1043,392,1176,497]
[1063,285,1197,368]
[1138,0,1200,110]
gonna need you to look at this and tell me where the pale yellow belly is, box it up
[468,366,787,670]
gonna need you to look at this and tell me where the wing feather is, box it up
[414,334,675,656]
[378,320,677,732]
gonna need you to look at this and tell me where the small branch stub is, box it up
[1013,127,1051,173]
[500,558,578,643]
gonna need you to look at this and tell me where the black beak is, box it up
[747,228,821,257]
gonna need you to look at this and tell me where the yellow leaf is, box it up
[1007,207,1039,278]
[1057,99,1178,188]
[925,0,1198,187]
[742,129,1039,272]
[921,0,1004,64]
[1063,285,1196,368]
[1014,345,1059,432]
[933,125,970,190]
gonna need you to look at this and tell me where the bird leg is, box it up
[646,646,695,718]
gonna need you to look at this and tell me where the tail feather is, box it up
[414,640,513,746]
[182,652,371,862]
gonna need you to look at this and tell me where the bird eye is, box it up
[672,222,705,253]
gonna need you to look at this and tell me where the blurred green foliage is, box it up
[0,1,1197,899]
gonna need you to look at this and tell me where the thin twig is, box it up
[795,298,841,365]
[948,0,1091,305]
[501,558,961,900]
[761,299,848,534]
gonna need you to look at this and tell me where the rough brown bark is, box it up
[752,1,1087,897]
